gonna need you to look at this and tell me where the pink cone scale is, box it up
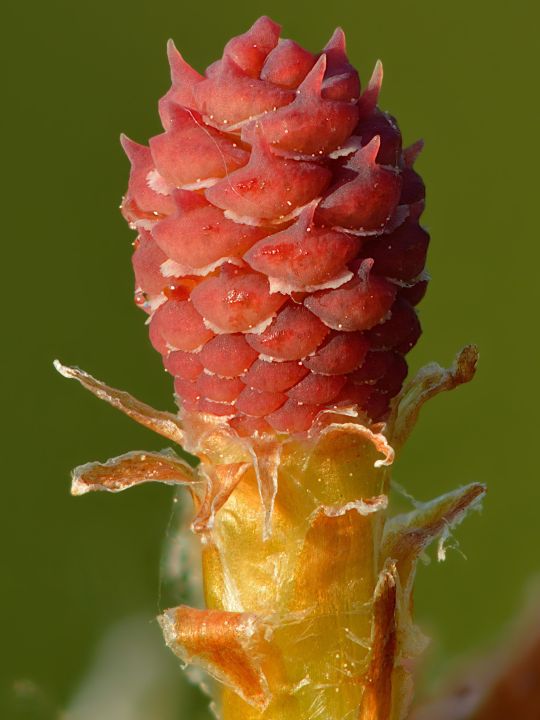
[121,16,429,435]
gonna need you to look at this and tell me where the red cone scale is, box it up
[121,16,429,434]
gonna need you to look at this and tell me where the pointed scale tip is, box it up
[119,133,145,162]
[165,39,204,85]
[324,27,347,53]
[365,133,382,156]
[358,60,384,117]
[166,38,183,74]
[404,139,425,167]
[348,134,381,168]
[368,60,384,95]
[296,54,326,96]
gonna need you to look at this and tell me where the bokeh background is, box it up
[2,0,538,717]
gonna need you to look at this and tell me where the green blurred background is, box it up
[2,0,538,717]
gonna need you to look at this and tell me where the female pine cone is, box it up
[122,16,429,436]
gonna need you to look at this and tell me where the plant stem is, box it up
[200,430,391,720]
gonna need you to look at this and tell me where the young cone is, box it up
[57,16,484,720]
[123,18,429,434]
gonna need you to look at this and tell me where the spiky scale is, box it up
[316,137,402,233]
[120,135,175,223]
[244,202,359,291]
[260,39,316,88]
[194,57,295,130]
[150,105,249,187]
[241,56,359,155]
[220,16,281,77]
[158,41,204,128]
[205,129,332,221]
[321,27,361,101]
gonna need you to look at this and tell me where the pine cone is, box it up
[122,16,428,435]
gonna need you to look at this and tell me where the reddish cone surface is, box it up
[122,17,429,435]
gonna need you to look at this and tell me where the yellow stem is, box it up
[200,429,391,720]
